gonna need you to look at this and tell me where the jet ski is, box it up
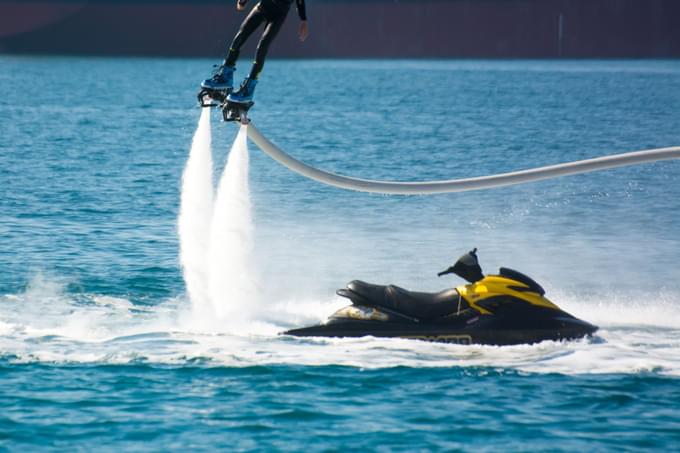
[284,249,598,346]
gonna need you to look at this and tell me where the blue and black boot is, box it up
[201,65,235,91]
[227,78,258,103]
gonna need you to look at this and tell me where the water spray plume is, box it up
[208,125,259,322]
[178,107,214,318]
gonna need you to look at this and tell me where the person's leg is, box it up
[227,12,287,102]
[224,4,266,68]
[246,13,286,80]
[202,4,265,90]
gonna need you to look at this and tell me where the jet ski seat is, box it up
[343,280,460,320]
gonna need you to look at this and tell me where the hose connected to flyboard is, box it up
[246,123,680,195]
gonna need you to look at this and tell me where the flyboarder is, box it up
[201,0,308,104]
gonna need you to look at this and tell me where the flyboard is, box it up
[196,91,680,194]
[197,87,253,125]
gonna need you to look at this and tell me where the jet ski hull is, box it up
[284,307,598,346]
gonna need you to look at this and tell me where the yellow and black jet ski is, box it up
[284,249,598,345]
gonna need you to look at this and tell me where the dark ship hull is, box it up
[1,0,679,57]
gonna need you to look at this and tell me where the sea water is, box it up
[1,57,680,451]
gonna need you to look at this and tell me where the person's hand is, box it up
[298,20,308,42]
[236,0,246,11]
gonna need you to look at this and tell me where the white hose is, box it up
[247,123,680,195]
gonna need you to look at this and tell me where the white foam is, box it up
[2,277,680,375]
[548,287,680,329]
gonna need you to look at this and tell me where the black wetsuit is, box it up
[225,0,307,80]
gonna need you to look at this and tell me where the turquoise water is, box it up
[1,57,680,450]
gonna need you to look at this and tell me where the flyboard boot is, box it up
[227,77,257,103]
[197,64,235,107]
[222,77,257,124]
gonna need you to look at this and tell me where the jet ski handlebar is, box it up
[437,248,484,282]
[437,267,455,277]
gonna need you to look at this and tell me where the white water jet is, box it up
[208,125,260,322]
[178,107,214,318]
